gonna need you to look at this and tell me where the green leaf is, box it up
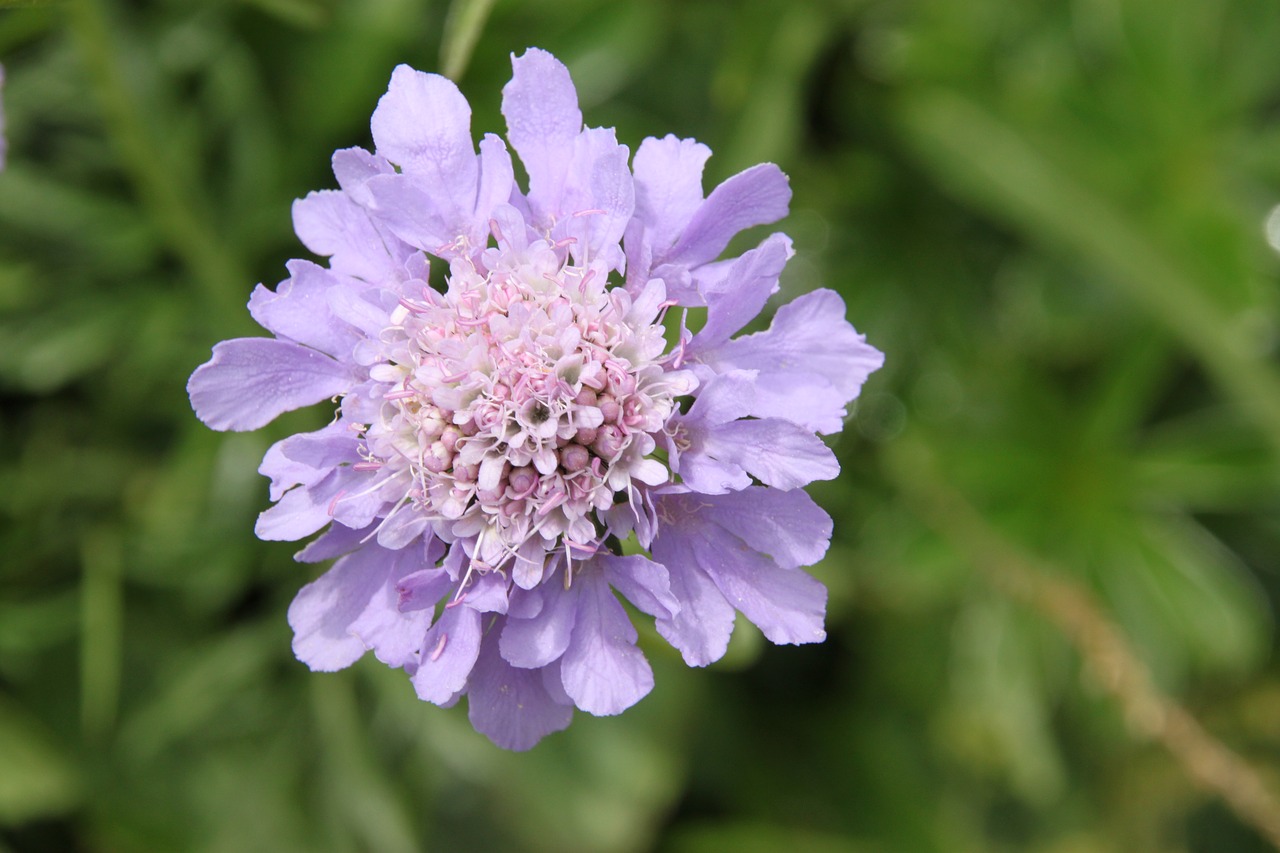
[0,700,80,824]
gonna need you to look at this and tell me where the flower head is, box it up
[188,49,883,749]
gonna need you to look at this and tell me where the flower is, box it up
[187,48,883,750]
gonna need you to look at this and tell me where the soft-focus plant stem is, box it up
[901,91,1280,460]
[885,431,1280,850]
[309,678,419,853]
[67,0,248,318]
[80,528,122,745]
[440,0,496,81]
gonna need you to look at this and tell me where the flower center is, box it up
[362,241,681,576]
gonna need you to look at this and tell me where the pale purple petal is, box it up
[395,567,452,612]
[288,543,429,672]
[462,570,510,614]
[325,283,394,339]
[371,65,477,199]
[288,549,386,671]
[292,190,409,283]
[294,522,377,563]
[650,532,736,667]
[599,554,678,620]
[502,48,582,215]
[468,631,573,751]
[248,261,361,360]
[552,127,634,268]
[677,382,840,493]
[690,487,833,570]
[475,134,516,224]
[490,202,532,253]
[560,570,654,716]
[631,135,711,254]
[411,604,482,704]
[259,420,359,501]
[662,163,791,269]
[682,370,754,424]
[375,508,432,550]
[707,288,885,404]
[706,545,826,646]
[331,146,392,206]
[687,234,792,352]
[348,543,439,668]
[654,493,828,646]
[328,471,404,532]
[188,338,352,432]
[499,573,579,669]
[738,371,849,435]
[707,418,839,491]
[676,451,751,496]
[255,466,359,542]
[541,659,573,706]
[362,174,461,256]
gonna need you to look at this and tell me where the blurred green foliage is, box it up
[2,0,1280,850]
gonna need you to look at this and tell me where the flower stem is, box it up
[886,432,1280,850]
[68,0,249,318]
[439,0,496,82]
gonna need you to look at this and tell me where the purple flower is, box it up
[188,48,883,750]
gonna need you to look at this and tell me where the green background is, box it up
[3,0,1280,850]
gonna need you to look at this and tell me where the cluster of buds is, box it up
[355,238,693,585]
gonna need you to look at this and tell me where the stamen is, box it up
[430,633,448,661]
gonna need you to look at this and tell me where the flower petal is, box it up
[648,537,736,667]
[371,65,477,200]
[552,127,634,269]
[348,544,440,669]
[662,163,791,270]
[502,48,583,216]
[294,521,377,563]
[475,133,516,225]
[676,378,840,493]
[738,371,849,435]
[654,492,828,646]
[499,573,579,669]
[331,146,392,205]
[362,174,457,255]
[688,233,792,351]
[706,288,884,407]
[702,418,839,491]
[704,543,827,646]
[560,570,653,716]
[468,631,573,751]
[631,134,711,255]
[599,553,678,620]
[288,543,430,672]
[411,604,483,705]
[259,420,359,501]
[255,467,356,542]
[248,260,361,360]
[292,190,409,283]
[187,338,352,432]
[688,487,833,570]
